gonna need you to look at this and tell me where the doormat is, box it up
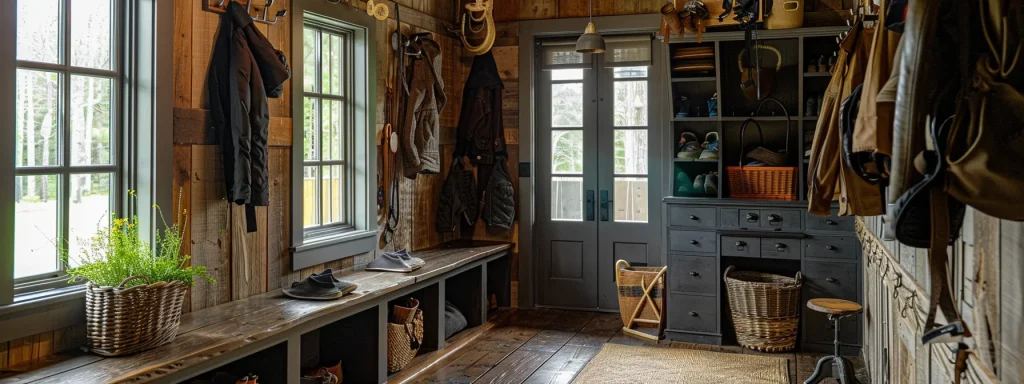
[572,343,789,384]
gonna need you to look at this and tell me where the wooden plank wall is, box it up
[859,212,1023,384]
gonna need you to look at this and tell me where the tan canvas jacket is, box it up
[807,22,882,216]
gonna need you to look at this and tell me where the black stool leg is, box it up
[803,355,834,384]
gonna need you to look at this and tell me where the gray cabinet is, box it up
[663,201,862,351]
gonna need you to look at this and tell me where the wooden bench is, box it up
[5,242,512,384]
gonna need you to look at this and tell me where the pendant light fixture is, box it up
[575,0,605,53]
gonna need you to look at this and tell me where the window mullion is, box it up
[60,0,72,273]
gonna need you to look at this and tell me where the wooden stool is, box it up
[803,298,863,384]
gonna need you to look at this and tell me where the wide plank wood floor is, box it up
[392,309,869,384]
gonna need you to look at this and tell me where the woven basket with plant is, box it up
[63,190,214,357]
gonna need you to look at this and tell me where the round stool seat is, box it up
[807,298,862,316]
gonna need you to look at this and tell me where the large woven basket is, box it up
[85,276,188,356]
[387,309,424,373]
[723,266,802,352]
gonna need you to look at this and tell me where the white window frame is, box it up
[290,0,376,270]
[0,0,173,340]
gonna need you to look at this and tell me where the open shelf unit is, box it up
[664,27,847,203]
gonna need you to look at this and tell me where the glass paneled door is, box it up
[536,36,660,310]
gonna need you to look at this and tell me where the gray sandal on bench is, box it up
[365,249,425,273]
[284,269,358,300]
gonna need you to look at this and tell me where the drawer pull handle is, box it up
[688,311,698,317]
[689,215,699,220]
[735,241,746,246]
[826,220,838,226]
[689,271,699,277]
[746,213,759,222]
[775,243,787,250]
[825,245,837,251]
[768,214,782,223]
[825,277,836,283]
[689,240,699,245]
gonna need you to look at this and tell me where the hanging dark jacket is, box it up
[456,51,506,164]
[208,2,290,232]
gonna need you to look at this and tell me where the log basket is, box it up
[723,266,803,352]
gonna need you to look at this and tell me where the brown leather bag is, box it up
[738,45,781,101]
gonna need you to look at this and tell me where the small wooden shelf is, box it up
[803,116,819,121]
[804,72,832,77]
[674,158,719,163]
[720,116,790,122]
[672,76,717,83]
[673,117,718,122]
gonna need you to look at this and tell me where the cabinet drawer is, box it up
[668,231,717,254]
[805,211,856,232]
[760,209,802,231]
[669,255,717,294]
[760,238,801,260]
[720,208,740,229]
[669,206,717,228]
[721,236,760,258]
[738,209,761,229]
[803,260,859,300]
[804,237,859,260]
[668,294,718,334]
[803,311,861,345]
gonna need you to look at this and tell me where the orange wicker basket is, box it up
[728,115,797,200]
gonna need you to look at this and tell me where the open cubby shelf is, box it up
[664,28,844,203]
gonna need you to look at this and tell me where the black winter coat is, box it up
[208,2,290,231]
[456,52,506,164]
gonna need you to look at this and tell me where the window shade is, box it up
[603,35,652,68]
[541,38,592,70]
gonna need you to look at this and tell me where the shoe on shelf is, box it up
[366,249,425,273]
[693,173,707,193]
[302,361,342,384]
[704,172,719,197]
[698,132,719,161]
[676,132,701,160]
[283,270,358,301]
[235,374,257,384]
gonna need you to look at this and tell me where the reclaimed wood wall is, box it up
[858,212,1024,384]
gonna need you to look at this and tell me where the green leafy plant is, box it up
[62,190,214,288]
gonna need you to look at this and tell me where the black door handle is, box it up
[600,190,612,221]
[585,190,595,221]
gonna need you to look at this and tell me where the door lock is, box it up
[599,190,612,221]
[585,190,596,221]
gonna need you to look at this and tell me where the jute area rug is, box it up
[572,344,790,384]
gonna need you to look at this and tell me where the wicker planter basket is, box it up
[723,266,802,352]
[614,260,667,341]
[85,276,188,356]
[387,309,424,373]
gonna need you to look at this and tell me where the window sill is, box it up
[291,229,377,270]
[0,285,86,342]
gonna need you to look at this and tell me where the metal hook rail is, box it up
[204,0,288,25]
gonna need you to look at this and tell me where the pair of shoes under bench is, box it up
[283,269,358,301]
[365,249,425,273]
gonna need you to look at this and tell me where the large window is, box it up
[302,24,354,234]
[14,0,120,282]
[290,1,376,270]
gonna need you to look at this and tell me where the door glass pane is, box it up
[16,69,61,167]
[613,66,648,79]
[71,76,113,165]
[321,33,343,96]
[321,99,343,160]
[15,175,59,278]
[551,83,583,127]
[17,0,61,64]
[551,69,584,81]
[614,81,648,127]
[303,28,318,93]
[71,0,113,70]
[552,130,583,174]
[303,97,319,160]
[551,176,583,221]
[614,177,648,223]
[303,166,319,227]
[69,173,112,267]
[614,130,648,175]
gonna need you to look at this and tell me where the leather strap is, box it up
[925,185,966,332]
